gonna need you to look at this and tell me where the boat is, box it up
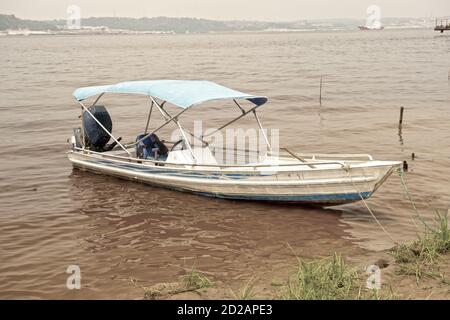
[358,25,384,30]
[67,80,401,206]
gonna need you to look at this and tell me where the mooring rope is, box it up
[396,169,433,232]
[344,166,399,245]
[341,162,434,245]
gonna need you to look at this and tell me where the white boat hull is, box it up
[67,150,401,206]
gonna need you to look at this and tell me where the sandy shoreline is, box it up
[137,247,450,300]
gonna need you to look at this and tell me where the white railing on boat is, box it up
[295,153,373,161]
[119,142,373,162]
[207,146,373,161]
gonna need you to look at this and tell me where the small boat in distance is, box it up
[67,80,401,206]
[358,25,384,30]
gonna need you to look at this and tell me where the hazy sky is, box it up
[1,0,449,21]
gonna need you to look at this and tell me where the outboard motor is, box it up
[82,105,120,152]
[135,133,168,160]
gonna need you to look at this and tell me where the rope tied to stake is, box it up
[396,169,433,233]
[344,165,399,245]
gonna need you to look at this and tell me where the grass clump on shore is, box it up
[143,266,212,299]
[182,266,213,290]
[285,253,359,300]
[283,253,394,300]
[232,278,257,300]
[393,210,450,283]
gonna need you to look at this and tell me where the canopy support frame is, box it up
[75,87,270,163]
[149,97,196,162]
[202,103,265,139]
[155,99,209,147]
[91,93,104,107]
[233,99,245,114]
[253,110,272,152]
[80,105,85,148]
[125,105,189,148]
[144,100,154,134]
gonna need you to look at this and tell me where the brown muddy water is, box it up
[0,29,449,299]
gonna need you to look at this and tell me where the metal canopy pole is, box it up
[175,121,196,162]
[77,100,131,156]
[152,97,208,147]
[126,102,189,147]
[80,105,85,148]
[91,93,104,107]
[151,97,171,120]
[202,104,263,138]
[253,110,271,151]
[150,97,196,162]
[233,99,245,114]
[144,100,154,134]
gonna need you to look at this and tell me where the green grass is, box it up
[283,253,395,300]
[392,209,450,283]
[284,253,360,300]
[182,266,212,290]
[232,278,257,300]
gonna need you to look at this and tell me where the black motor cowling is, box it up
[82,105,113,151]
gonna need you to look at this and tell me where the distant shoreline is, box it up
[0,13,439,36]
[0,26,433,38]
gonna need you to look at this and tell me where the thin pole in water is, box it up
[319,76,323,105]
[398,106,404,128]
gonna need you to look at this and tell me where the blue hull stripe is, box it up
[193,191,371,203]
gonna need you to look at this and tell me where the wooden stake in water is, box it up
[398,106,404,128]
[403,160,408,172]
[319,76,323,105]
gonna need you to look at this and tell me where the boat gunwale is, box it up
[68,147,401,174]
[70,157,380,187]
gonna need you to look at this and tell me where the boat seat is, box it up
[135,133,168,160]
[166,147,218,166]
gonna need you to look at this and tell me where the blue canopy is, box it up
[73,80,268,109]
